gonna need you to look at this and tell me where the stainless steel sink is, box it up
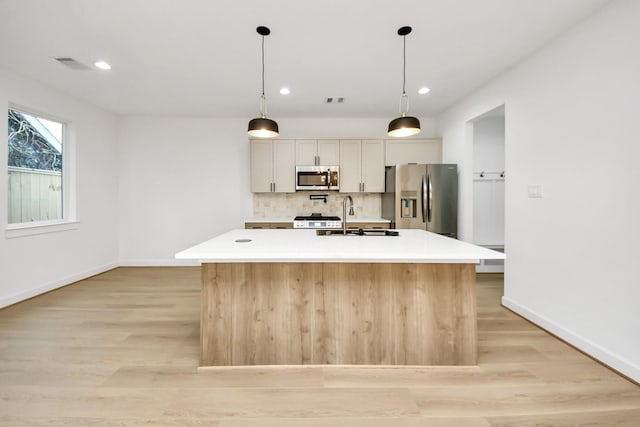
[316,229,399,237]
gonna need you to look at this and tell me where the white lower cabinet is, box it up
[339,139,384,193]
[250,139,295,193]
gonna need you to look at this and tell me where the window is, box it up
[8,108,64,224]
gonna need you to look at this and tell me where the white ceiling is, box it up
[0,0,610,118]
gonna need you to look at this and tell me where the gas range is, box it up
[293,214,342,229]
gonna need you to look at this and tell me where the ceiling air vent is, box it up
[325,97,345,104]
[52,57,90,70]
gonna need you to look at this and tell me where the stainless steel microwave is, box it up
[295,166,339,191]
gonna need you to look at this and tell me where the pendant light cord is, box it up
[261,35,265,97]
[259,34,267,117]
[402,34,406,96]
[398,33,409,116]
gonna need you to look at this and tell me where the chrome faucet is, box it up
[342,195,354,234]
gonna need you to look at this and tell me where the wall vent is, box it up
[52,57,91,70]
[325,97,345,104]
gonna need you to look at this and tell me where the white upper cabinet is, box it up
[317,140,340,165]
[295,139,340,166]
[361,140,385,192]
[250,140,273,193]
[250,139,295,193]
[385,138,443,166]
[295,140,317,166]
[339,140,362,193]
[272,140,296,192]
[339,139,384,193]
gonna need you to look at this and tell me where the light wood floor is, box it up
[1,267,639,426]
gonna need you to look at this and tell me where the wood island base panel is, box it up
[200,262,477,367]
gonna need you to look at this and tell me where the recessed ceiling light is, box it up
[94,61,111,70]
[280,87,291,95]
[418,87,431,95]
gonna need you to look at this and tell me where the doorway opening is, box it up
[470,105,505,272]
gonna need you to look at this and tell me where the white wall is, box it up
[277,117,437,140]
[437,0,640,381]
[0,68,119,307]
[473,117,505,173]
[117,117,251,265]
[117,117,436,265]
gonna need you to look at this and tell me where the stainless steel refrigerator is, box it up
[382,164,458,238]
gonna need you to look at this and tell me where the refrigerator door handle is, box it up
[427,173,433,222]
[421,174,427,223]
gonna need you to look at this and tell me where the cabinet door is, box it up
[385,138,442,166]
[270,222,293,229]
[361,139,385,192]
[317,140,340,165]
[272,140,295,193]
[295,140,317,166]
[339,140,362,193]
[250,140,273,193]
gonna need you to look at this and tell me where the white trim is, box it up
[63,121,77,222]
[8,103,69,129]
[0,262,117,309]
[502,296,640,383]
[119,258,200,267]
[5,219,79,238]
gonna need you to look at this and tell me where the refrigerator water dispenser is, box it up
[401,198,417,218]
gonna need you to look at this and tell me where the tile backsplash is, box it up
[253,192,382,218]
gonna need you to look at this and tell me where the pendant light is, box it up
[388,26,421,138]
[248,26,279,138]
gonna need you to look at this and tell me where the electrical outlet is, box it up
[527,185,543,198]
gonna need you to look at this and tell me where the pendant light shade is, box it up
[388,26,421,138]
[248,117,279,138]
[248,26,279,138]
[388,115,421,137]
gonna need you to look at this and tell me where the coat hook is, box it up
[500,171,505,178]
[480,171,485,178]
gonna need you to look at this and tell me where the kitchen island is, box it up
[176,229,505,367]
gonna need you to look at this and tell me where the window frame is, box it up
[5,104,78,238]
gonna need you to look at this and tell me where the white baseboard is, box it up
[118,258,200,267]
[0,262,118,309]
[502,296,640,383]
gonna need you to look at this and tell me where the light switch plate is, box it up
[528,185,543,198]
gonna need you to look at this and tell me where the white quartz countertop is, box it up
[175,229,506,264]
[346,218,391,223]
[244,217,391,223]
[244,217,293,223]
